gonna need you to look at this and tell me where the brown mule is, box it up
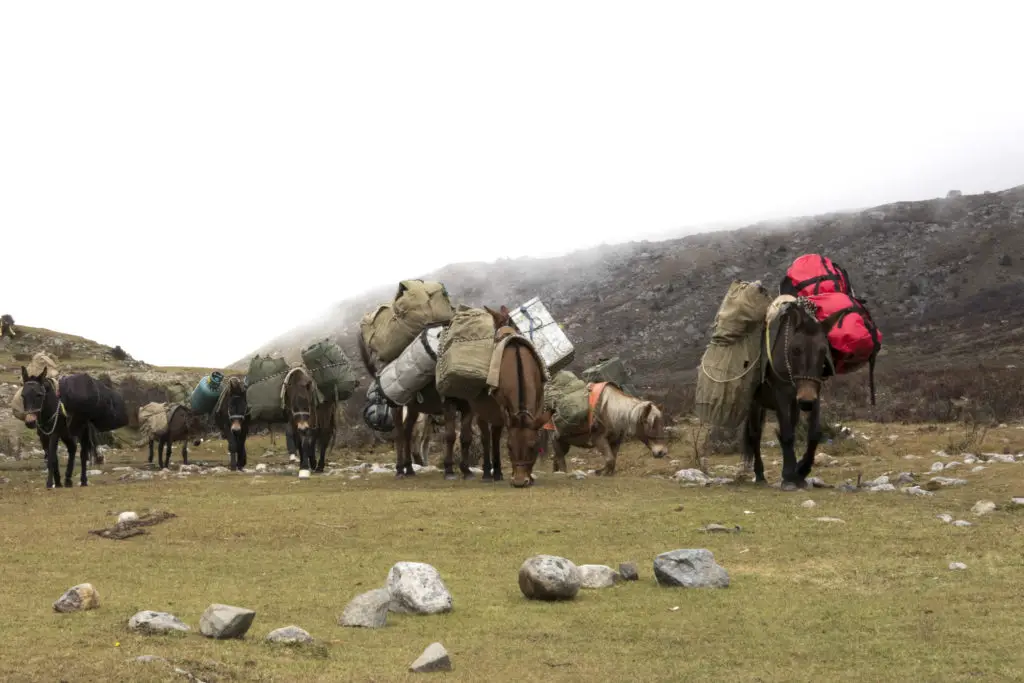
[148,404,207,469]
[471,306,551,488]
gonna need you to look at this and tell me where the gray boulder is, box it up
[387,563,453,615]
[128,610,191,634]
[340,588,391,628]
[653,549,730,588]
[199,603,256,639]
[518,555,582,600]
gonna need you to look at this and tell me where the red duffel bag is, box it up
[782,253,855,297]
[808,292,882,405]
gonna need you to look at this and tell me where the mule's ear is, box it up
[20,366,28,383]
[500,305,510,316]
[820,310,844,334]
[38,366,47,380]
[483,306,503,327]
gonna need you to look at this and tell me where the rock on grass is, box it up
[409,642,452,673]
[265,626,313,644]
[387,562,453,615]
[578,564,620,589]
[618,562,639,581]
[199,604,256,639]
[53,583,100,613]
[518,555,582,600]
[653,549,729,589]
[340,588,390,628]
[128,610,190,634]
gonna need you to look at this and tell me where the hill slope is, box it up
[241,184,1024,425]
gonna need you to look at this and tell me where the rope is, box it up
[698,345,762,383]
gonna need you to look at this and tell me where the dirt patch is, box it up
[88,510,177,540]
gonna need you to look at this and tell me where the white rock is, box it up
[972,466,986,473]
[949,562,968,570]
[129,610,191,634]
[339,588,390,628]
[868,484,897,492]
[815,517,845,523]
[1011,497,1024,506]
[518,555,582,600]
[930,462,945,472]
[936,513,953,523]
[953,520,973,527]
[409,642,452,673]
[199,604,256,639]
[577,564,620,589]
[265,626,313,644]
[117,511,139,525]
[53,583,100,613]
[673,468,710,485]
[298,469,310,479]
[801,500,817,508]
[254,463,268,473]
[387,562,453,615]
[971,500,997,516]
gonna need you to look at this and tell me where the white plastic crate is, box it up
[509,297,575,373]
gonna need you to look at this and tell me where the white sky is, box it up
[2,1,1023,368]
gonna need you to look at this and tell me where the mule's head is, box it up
[286,373,314,432]
[774,301,840,411]
[637,402,669,458]
[509,409,553,488]
[19,365,51,427]
[225,380,248,433]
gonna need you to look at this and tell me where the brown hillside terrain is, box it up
[238,184,1024,432]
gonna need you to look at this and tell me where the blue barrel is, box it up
[190,371,224,414]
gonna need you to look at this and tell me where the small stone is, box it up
[128,610,191,634]
[936,513,953,523]
[265,626,313,644]
[867,475,890,487]
[199,604,256,639]
[53,583,100,613]
[653,549,729,588]
[699,523,739,533]
[952,520,973,527]
[340,588,390,628]
[971,500,997,516]
[868,483,897,492]
[930,462,945,472]
[971,466,986,473]
[815,517,845,523]
[929,477,968,488]
[807,477,831,488]
[673,468,710,485]
[801,500,817,508]
[117,511,139,525]
[571,470,587,480]
[1011,497,1024,507]
[944,461,962,470]
[905,486,934,497]
[409,642,452,673]
[134,655,167,664]
[949,562,967,570]
[618,562,639,581]
[254,463,268,473]
[577,564,620,589]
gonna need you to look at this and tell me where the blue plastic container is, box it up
[190,371,224,414]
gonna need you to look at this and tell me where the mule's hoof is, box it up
[780,481,800,492]
[481,474,493,482]
[298,469,311,480]
[80,481,88,487]
[314,467,325,473]
[444,473,457,481]
[395,472,406,480]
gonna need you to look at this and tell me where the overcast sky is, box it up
[2,1,1022,368]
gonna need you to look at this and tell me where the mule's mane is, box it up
[596,385,659,437]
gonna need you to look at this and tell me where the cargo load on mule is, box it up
[781,253,857,297]
[435,305,496,401]
[58,373,130,432]
[245,354,289,423]
[137,401,170,439]
[543,370,592,434]
[166,381,191,405]
[695,280,773,430]
[507,297,575,373]
[582,356,636,396]
[11,387,26,420]
[363,379,396,432]
[189,371,224,414]
[359,280,454,364]
[378,325,443,406]
[300,338,357,402]
[782,253,881,404]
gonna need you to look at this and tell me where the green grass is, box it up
[2,422,1024,682]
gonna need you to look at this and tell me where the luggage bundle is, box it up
[363,379,396,432]
[12,352,61,422]
[189,372,224,414]
[582,356,635,396]
[695,280,773,429]
[245,354,289,423]
[301,338,357,402]
[138,401,171,439]
[378,325,443,406]
[359,280,454,364]
[544,370,592,434]
[434,305,496,401]
[782,253,883,404]
[58,373,130,432]
[507,297,575,373]
[166,381,191,405]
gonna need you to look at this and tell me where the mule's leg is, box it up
[552,438,569,473]
[412,417,427,467]
[182,441,189,466]
[227,430,238,471]
[442,405,458,480]
[148,439,155,464]
[592,434,617,475]
[315,427,328,472]
[479,418,493,482]
[743,403,768,484]
[63,434,77,488]
[238,425,249,471]
[400,414,417,476]
[78,431,91,487]
[393,407,407,479]
[458,411,474,479]
[777,400,801,490]
[44,435,61,489]
[490,425,504,482]
[796,401,822,483]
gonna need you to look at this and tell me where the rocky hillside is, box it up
[240,184,1024,426]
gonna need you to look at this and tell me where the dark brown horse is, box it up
[148,405,206,469]
[283,368,337,475]
[19,366,95,488]
[212,376,250,471]
[357,332,475,480]
[743,297,843,490]
[470,306,551,488]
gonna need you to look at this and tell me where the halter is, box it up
[765,304,831,388]
[22,379,65,436]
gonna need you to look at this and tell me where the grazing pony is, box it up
[212,376,250,471]
[282,367,337,474]
[470,306,551,488]
[542,383,669,475]
[743,297,843,489]
[19,366,95,488]
[357,333,475,480]
[146,405,206,469]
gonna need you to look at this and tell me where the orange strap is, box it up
[541,381,609,433]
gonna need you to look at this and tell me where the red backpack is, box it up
[782,254,855,297]
[808,292,882,404]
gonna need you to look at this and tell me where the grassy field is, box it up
[2,419,1024,682]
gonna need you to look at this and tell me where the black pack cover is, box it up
[363,379,395,432]
[59,373,130,432]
